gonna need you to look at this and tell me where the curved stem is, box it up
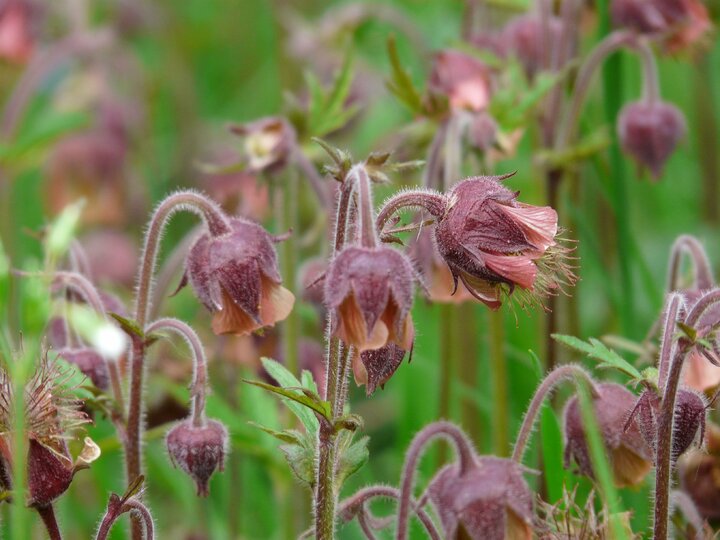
[512,364,598,463]
[554,30,634,150]
[338,485,441,540]
[670,490,705,539]
[635,38,660,104]
[36,505,62,540]
[95,497,155,540]
[53,271,106,315]
[657,293,684,392]
[685,288,720,328]
[396,421,476,540]
[667,235,714,292]
[375,190,447,236]
[145,318,208,427]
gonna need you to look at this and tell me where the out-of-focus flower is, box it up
[166,419,227,497]
[611,0,710,52]
[679,422,720,520]
[433,176,574,309]
[325,245,415,352]
[564,383,652,487]
[503,14,564,79]
[428,50,493,112]
[617,100,686,180]
[79,230,138,287]
[0,0,36,64]
[182,218,295,336]
[230,117,296,174]
[428,456,533,540]
[0,355,99,507]
[56,347,109,390]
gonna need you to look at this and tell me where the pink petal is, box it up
[499,203,558,251]
[483,252,537,290]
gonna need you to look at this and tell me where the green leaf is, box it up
[552,334,642,380]
[248,422,305,445]
[109,312,144,340]
[279,432,316,489]
[335,433,369,490]
[386,35,424,114]
[46,200,85,263]
[242,378,331,426]
[0,111,88,165]
[305,51,359,137]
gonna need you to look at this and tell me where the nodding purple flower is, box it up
[433,176,574,309]
[230,116,296,173]
[428,49,493,113]
[611,0,710,52]
[502,14,564,80]
[56,348,109,390]
[564,383,652,487]
[427,456,534,540]
[324,245,415,353]
[617,100,686,180]
[166,419,228,497]
[182,217,295,336]
[355,343,409,395]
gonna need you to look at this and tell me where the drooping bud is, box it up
[166,419,228,497]
[428,49,493,112]
[57,347,110,390]
[564,383,652,487]
[183,217,295,336]
[427,457,533,540]
[617,100,686,180]
[27,439,74,507]
[325,245,415,352]
[433,176,573,309]
[502,14,564,80]
[468,112,499,152]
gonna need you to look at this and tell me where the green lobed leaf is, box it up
[552,334,642,380]
[385,35,424,114]
[335,434,369,490]
[279,432,316,489]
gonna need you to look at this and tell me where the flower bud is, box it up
[563,383,652,487]
[27,439,74,507]
[325,245,415,352]
[617,100,686,180]
[672,389,706,460]
[166,419,228,497]
[434,176,572,309]
[427,457,533,540]
[502,14,563,79]
[428,50,493,112]
[183,217,295,336]
[57,347,109,390]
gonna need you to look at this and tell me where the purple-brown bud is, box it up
[166,419,228,497]
[434,176,572,309]
[183,217,295,336]
[502,14,563,80]
[57,347,110,390]
[325,245,415,352]
[564,383,652,487]
[427,457,533,540]
[428,50,493,113]
[617,100,686,180]
[27,439,74,507]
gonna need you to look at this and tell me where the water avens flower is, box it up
[564,383,652,487]
[230,116,296,173]
[502,14,564,79]
[617,100,686,179]
[182,217,295,336]
[433,175,573,309]
[324,245,415,352]
[166,419,228,497]
[427,457,533,540]
[428,49,493,113]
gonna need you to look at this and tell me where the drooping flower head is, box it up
[325,245,415,353]
[182,217,295,336]
[502,14,565,80]
[617,100,686,180]
[166,419,228,497]
[564,383,652,487]
[428,456,534,540]
[0,0,36,64]
[433,175,574,309]
[0,354,99,507]
[428,49,493,113]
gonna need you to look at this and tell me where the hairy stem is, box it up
[375,190,447,236]
[145,318,209,426]
[657,293,684,392]
[396,421,476,540]
[36,505,62,540]
[666,235,714,292]
[512,364,598,463]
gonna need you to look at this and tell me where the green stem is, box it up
[695,53,719,225]
[279,168,299,377]
[458,303,480,444]
[490,309,508,456]
[436,304,455,465]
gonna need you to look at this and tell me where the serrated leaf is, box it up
[552,334,642,380]
[335,434,369,490]
[248,422,305,445]
[279,433,316,489]
[242,378,331,426]
[305,51,358,137]
[386,35,424,114]
[300,369,319,396]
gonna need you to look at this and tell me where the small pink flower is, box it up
[428,50,493,112]
[183,218,295,336]
[434,176,572,309]
[0,0,35,64]
[325,246,415,352]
